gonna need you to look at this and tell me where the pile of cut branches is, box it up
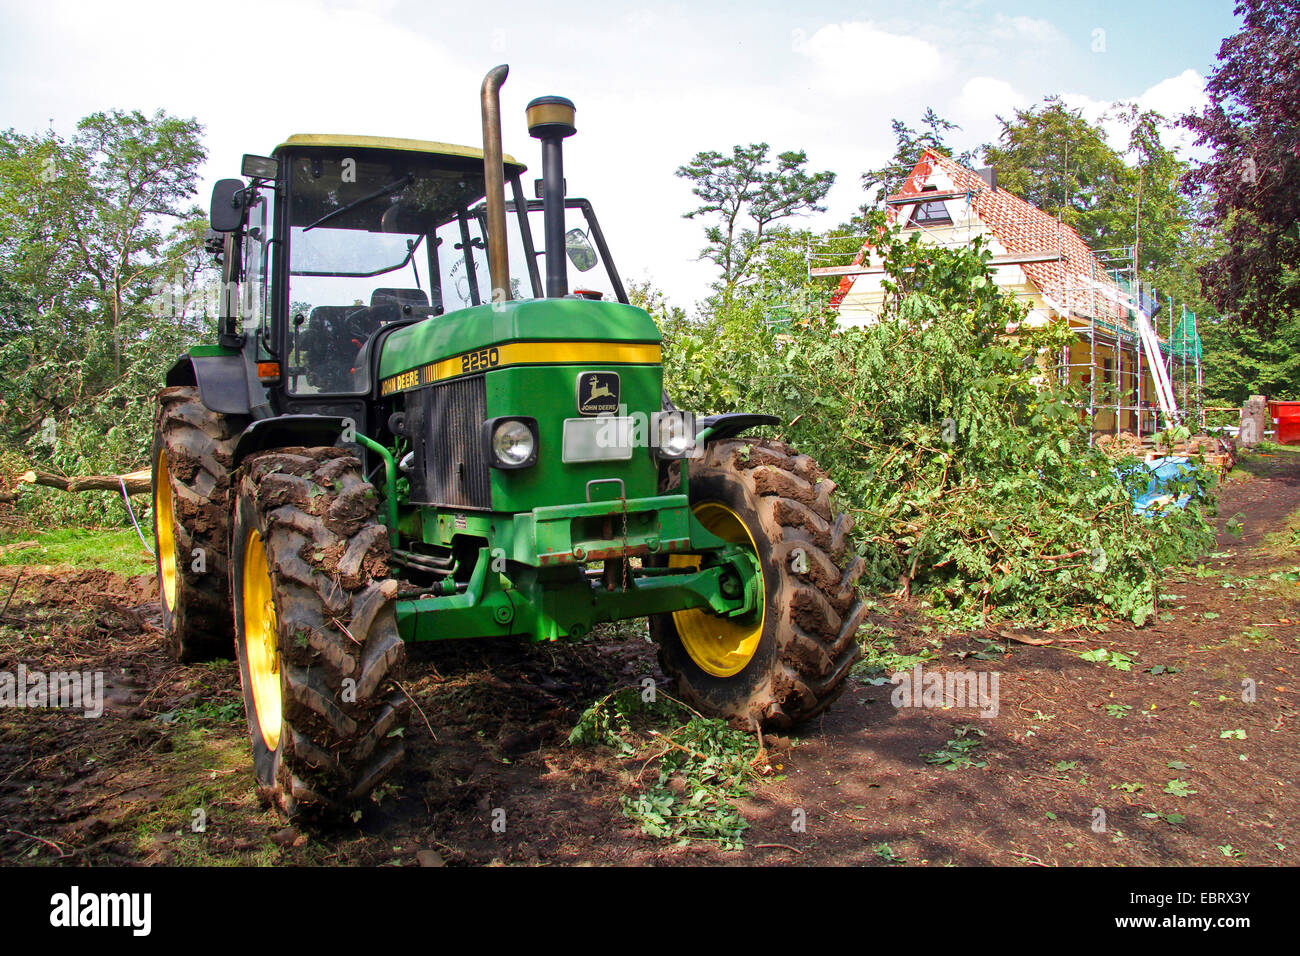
[664,230,1217,627]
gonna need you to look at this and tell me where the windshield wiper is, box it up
[303,173,414,232]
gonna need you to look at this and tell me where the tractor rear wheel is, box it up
[151,386,245,662]
[652,438,867,729]
[231,447,408,820]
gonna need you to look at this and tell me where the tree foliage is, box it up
[859,108,976,207]
[664,224,1216,626]
[981,95,1199,278]
[0,109,211,523]
[982,97,1129,249]
[676,143,834,306]
[1182,0,1300,341]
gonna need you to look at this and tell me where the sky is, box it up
[0,0,1241,311]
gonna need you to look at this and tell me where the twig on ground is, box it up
[754,843,803,854]
[394,680,437,743]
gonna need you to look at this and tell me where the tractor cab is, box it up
[210,134,625,410]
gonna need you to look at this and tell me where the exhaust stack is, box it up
[526,95,576,298]
[480,65,511,303]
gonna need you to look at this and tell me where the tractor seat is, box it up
[348,289,431,390]
[296,305,368,392]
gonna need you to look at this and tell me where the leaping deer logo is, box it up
[586,376,615,402]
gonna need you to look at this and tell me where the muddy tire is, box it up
[652,438,867,729]
[151,385,245,662]
[230,447,408,821]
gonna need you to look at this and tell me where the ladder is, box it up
[1080,278,1181,425]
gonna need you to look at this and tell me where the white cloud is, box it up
[950,76,1029,145]
[793,21,949,96]
[1059,91,1111,126]
[1136,69,1209,121]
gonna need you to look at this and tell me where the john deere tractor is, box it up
[151,66,865,818]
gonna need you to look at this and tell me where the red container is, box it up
[1269,400,1300,445]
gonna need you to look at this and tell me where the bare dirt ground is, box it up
[1,451,1297,867]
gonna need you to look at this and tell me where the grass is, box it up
[0,527,152,576]
[1259,503,1300,562]
[125,727,277,865]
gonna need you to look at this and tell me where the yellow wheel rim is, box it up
[242,529,282,751]
[155,450,178,612]
[669,502,765,678]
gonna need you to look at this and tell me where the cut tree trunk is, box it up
[16,468,150,495]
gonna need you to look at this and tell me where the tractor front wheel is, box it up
[231,447,408,820]
[652,438,867,729]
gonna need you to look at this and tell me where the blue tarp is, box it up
[1119,456,1202,515]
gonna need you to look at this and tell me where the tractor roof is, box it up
[274,134,524,171]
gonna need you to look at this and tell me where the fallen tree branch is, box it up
[16,468,150,495]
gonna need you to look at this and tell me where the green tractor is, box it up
[152,66,865,819]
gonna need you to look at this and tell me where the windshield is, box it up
[284,150,538,394]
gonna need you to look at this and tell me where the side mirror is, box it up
[565,227,598,272]
[210,179,247,233]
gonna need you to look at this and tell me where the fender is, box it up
[696,413,780,444]
[232,414,352,467]
[165,353,253,416]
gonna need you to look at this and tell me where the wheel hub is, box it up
[668,502,765,677]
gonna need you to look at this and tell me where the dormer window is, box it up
[908,186,952,227]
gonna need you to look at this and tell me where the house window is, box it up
[908,186,952,227]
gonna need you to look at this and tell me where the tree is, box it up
[0,109,210,518]
[1199,309,1300,404]
[676,143,834,306]
[1182,0,1300,343]
[859,109,975,208]
[1111,104,1198,278]
[627,278,687,329]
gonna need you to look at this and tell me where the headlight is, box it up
[652,410,698,460]
[483,417,539,469]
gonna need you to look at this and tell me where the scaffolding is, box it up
[1056,247,1154,439]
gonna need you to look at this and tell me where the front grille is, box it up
[417,375,491,509]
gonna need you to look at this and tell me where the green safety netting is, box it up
[1164,308,1202,360]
